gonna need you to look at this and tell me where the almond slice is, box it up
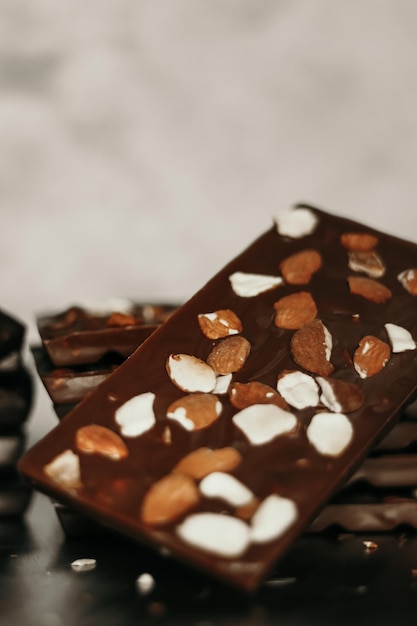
[348,251,386,278]
[229,272,283,297]
[229,381,288,410]
[274,291,317,330]
[198,309,242,340]
[167,393,222,431]
[207,336,251,375]
[274,207,318,238]
[76,424,129,460]
[306,412,353,456]
[232,404,297,445]
[353,335,391,378]
[44,449,82,490]
[173,447,242,480]
[340,232,378,252]
[279,249,322,285]
[398,268,417,295]
[290,319,334,377]
[166,354,216,393]
[141,473,200,526]
[347,276,392,304]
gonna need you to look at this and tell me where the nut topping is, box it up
[353,335,391,378]
[166,354,216,393]
[273,291,317,330]
[44,450,82,490]
[279,249,322,285]
[229,272,283,297]
[385,323,416,353]
[316,377,364,413]
[177,512,250,558]
[167,393,222,431]
[174,447,242,480]
[229,381,289,410]
[232,404,297,445]
[274,207,318,238]
[290,319,334,377]
[198,309,242,340]
[76,424,129,460]
[115,392,156,438]
[199,472,254,507]
[340,232,378,252]
[141,473,200,526]
[207,336,251,375]
[107,312,137,327]
[398,268,417,295]
[277,370,319,409]
[347,276,392,304]
[250,494,298,543]
[348,251,386,278]
[306,412,353,456]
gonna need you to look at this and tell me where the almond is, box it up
[229,381,288,410]
[174,446,242,480]
[348,251,385,278]
[347,276,392,304]
[198,309,242,340]
[44,449,82,490]
[279,249,322,285]
[206,336,251,375]
[316,377,364,413]
[107,312,137,327]
[166,354,216,393]
[398,268,417,295]
[76,424,129,460]
[273,291,317,330]
[290,319,334,376]
[166,393,222,431]
[340,232,378,252]
[140,473,200,526]
[353,335,391,378]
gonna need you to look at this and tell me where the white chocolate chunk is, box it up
[274,207,318,238]
[44,449,82,490]
[213,373,233,395]
[307,412,353,456]
[135,572,155,596]
[251,494,298,543]
[229,272,283,298]
[166,354,216,393]
[316,377,341,412]
[177,513,250,558]
[232,404,297,445]
[385,323,416,353]
[115,392,156,437]
[277,371,319,409]
[71,558,97,572]
[199,472,254,507]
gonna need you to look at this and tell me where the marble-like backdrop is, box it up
[1,0,417,342]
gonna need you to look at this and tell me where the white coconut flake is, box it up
[71,558,96,572]
[277,371,319,409]
[213,373,233,395]
[251,494,298,543]
[307,412,353,456]
[115,392,156,437]
[232,404,297,445]
[44,449,82,490]
[199,472,254,507]
[177,513,250,558]
[229,272,283,298]
[274,207,318,238]
[167,354,216,393]
[385,323,416,353]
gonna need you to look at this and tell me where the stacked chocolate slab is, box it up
[20,206,417,591]
[0,310,33,517]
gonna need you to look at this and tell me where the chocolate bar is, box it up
[19,206,417,591]
[38,302,178,366]
[0,433,25,473]
[0,368,33,430]
[0,309,25,362]
[0,472,32,517]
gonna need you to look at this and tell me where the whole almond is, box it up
[290,319,334,376]
[279,249,322,285]
[167,393,222,431]
[229,381,288,410]
[274,291,317,330]
[174,446,242,480]
[348,251,386,278]
[76,424,129,460]
[316,377,364,413]
[198,309,243,340]
[166,353,216,393]
[340,232,378,252]
[398,269,417,295]
[207,336,251,375]
[107,312,138,327]
[347,276,392,304]
[140,473,200,525]
[353,335,391,378]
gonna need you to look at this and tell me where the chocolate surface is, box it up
[19,206,417,590]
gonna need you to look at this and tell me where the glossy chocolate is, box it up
[19,206,417,590]
[38,302,178,366]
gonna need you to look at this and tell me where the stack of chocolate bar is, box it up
[0,310,33,517]
[20,206,417,592]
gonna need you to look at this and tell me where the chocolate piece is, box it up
[0,309,25,361]
[0,472,32,517]
[0,433,25,473]
[38,302,178,366]
[0,368,33,430]
[31,346,122,404]
[374,419,417,450]
[19,206,417,591]
[345,454,417,488]
[52,402,77,420]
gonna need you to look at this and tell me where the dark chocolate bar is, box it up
[0,472,32,517]
[38,302,177,366]
[19,206,417,591]
[0,368,33,430]
[0,433,25,473]
[0,309,25,361]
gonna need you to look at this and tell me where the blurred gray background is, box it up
[2,1,417,435]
